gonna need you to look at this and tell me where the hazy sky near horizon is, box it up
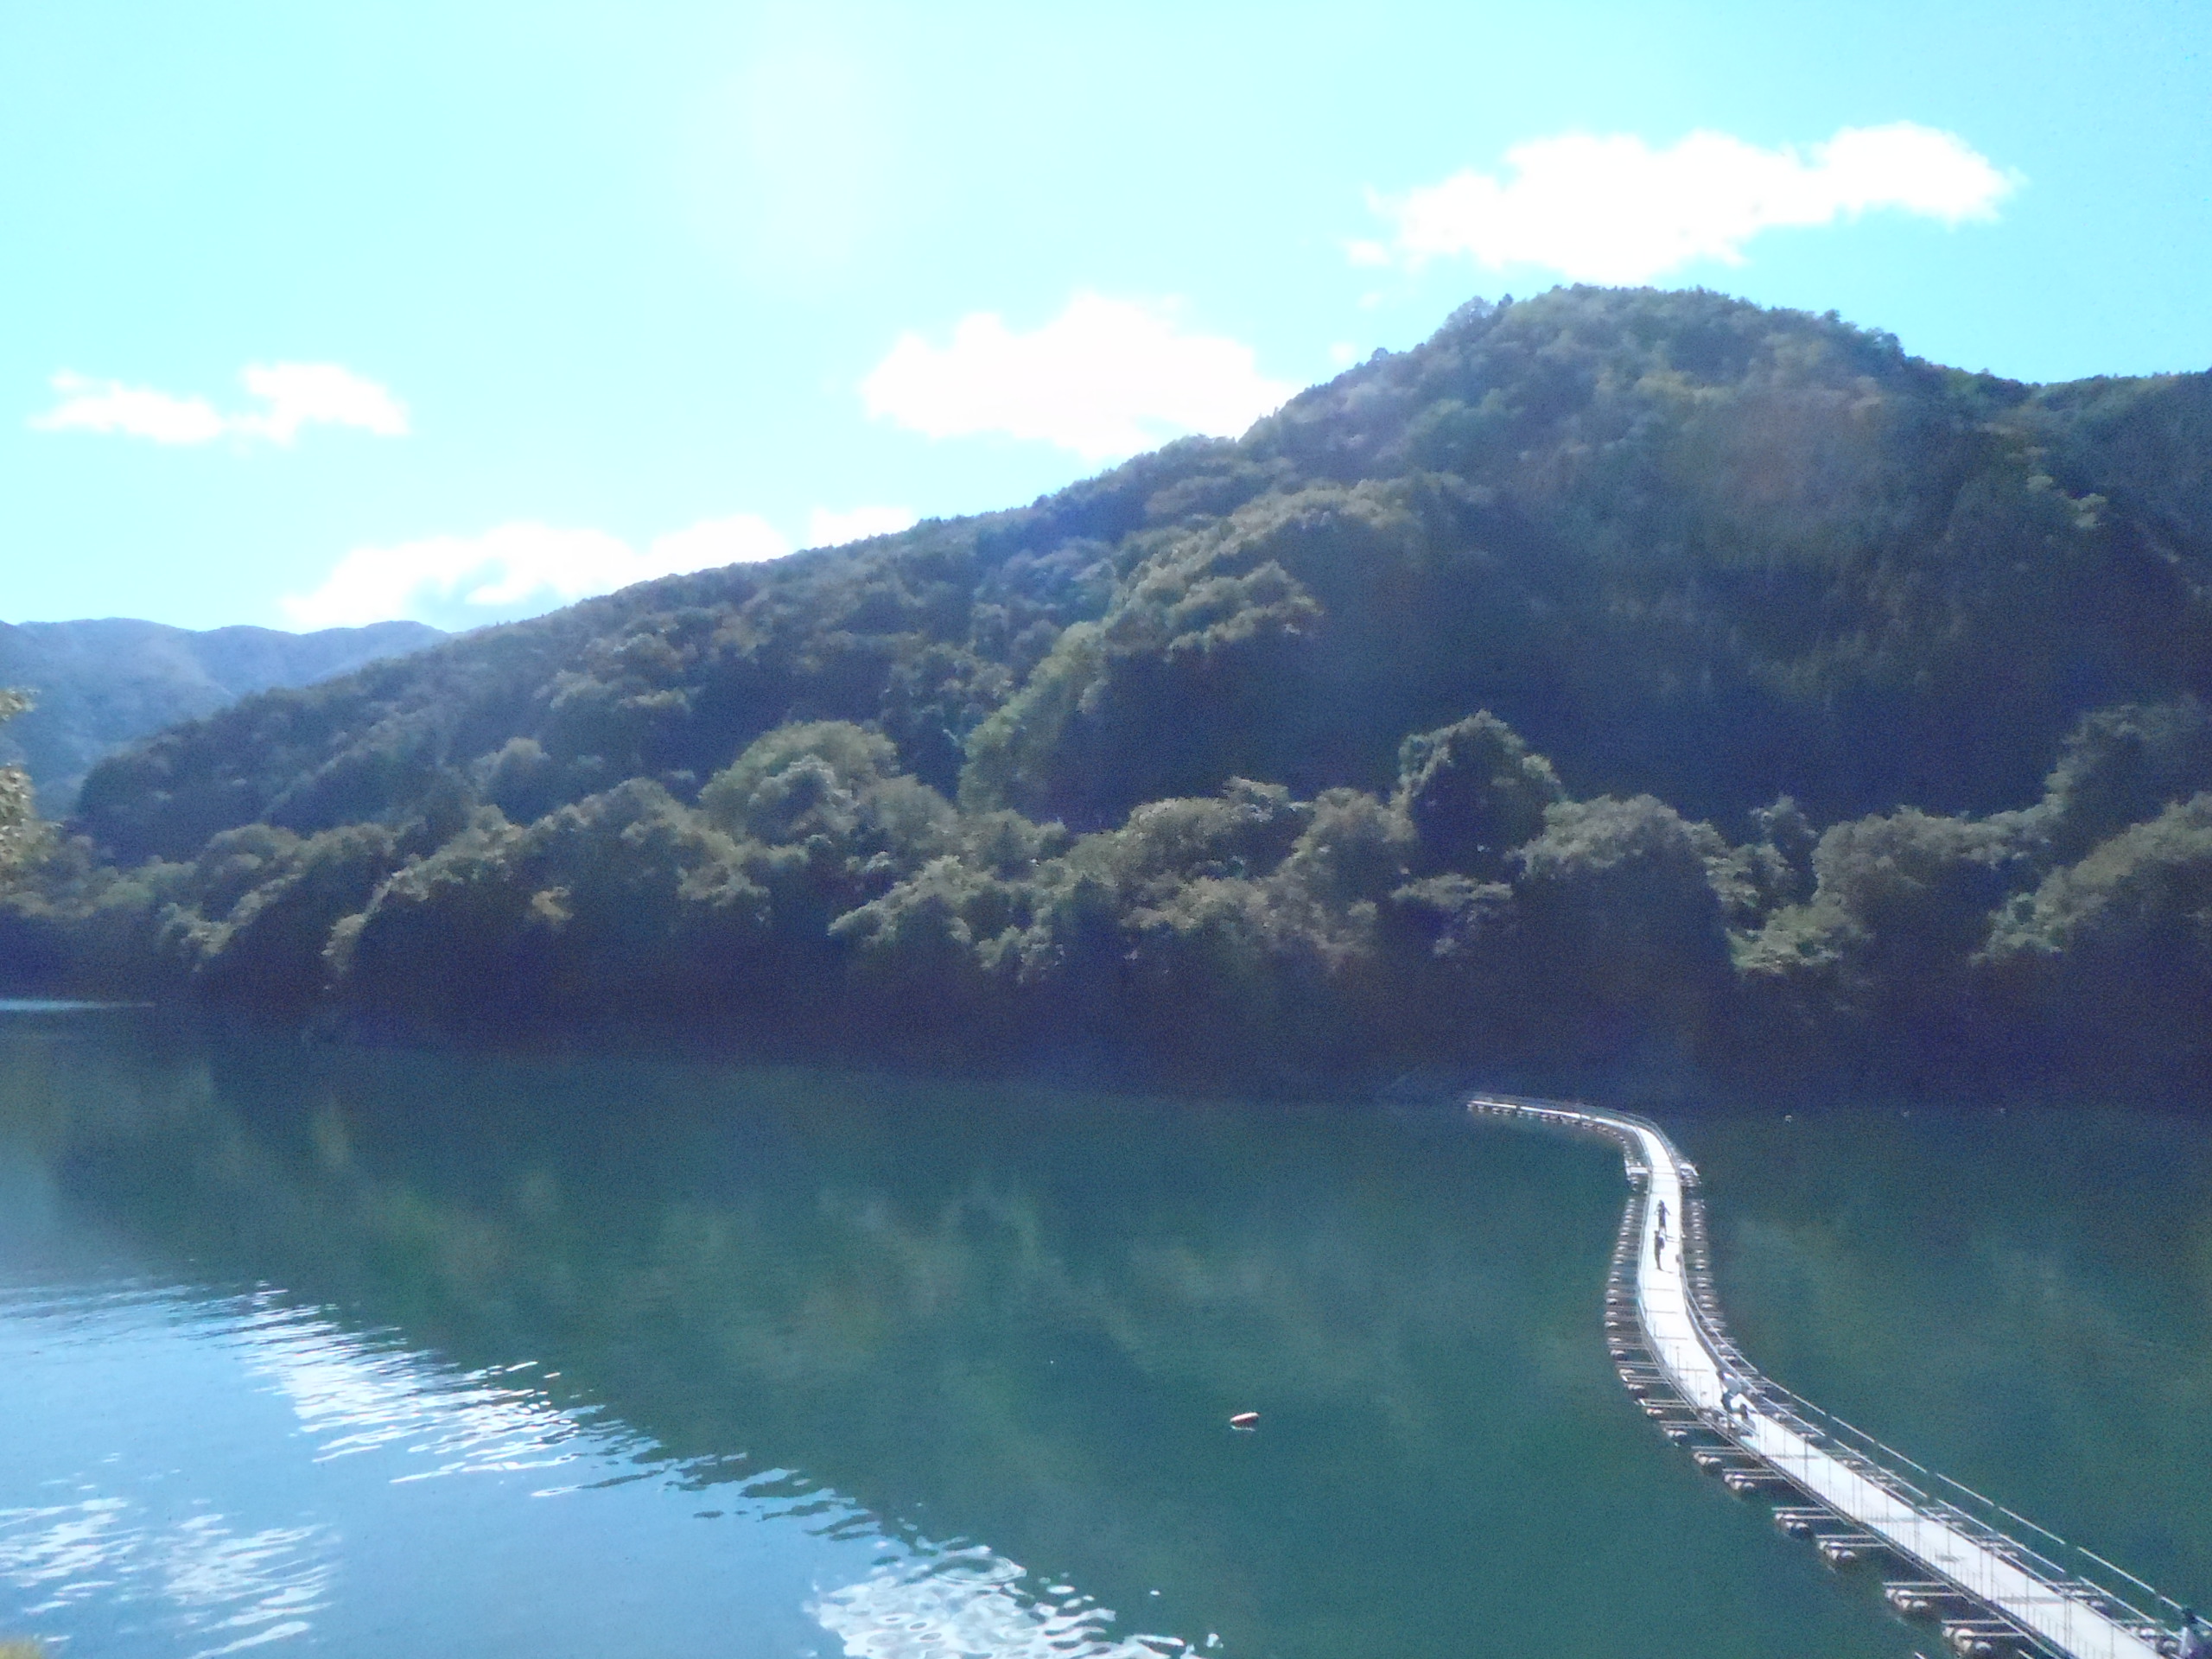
[4,0,2207,632]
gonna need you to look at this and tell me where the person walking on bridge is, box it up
[2176,1608,2210,1659]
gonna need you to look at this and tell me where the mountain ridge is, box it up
[0,616,445,814]
[7,285,2210,1096]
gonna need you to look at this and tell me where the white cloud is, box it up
[1365,123,2017,283]
[281,514,790,631]
[861,293,1295,462]
[28,372,229,444]
[806,505,918,547]
[30,362,409,446]
[233,363,409,443]
[646,513,792,572]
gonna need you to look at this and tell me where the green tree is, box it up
[1395,711,1564,878]
[1980,794,2212,1084]
[1511,795,1735,1058]
[0,690,48,887]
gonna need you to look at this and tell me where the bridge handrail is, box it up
[1467,1093,2190,1639]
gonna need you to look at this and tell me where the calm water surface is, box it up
[0,1007,2205,1657]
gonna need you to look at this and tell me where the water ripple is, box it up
[813,1546,1196,1659]
[212,1292,652,1486]
[0,1280,620,1652]
[0,1491,334,1655]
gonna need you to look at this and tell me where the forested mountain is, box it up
[0,616,443,812]
[5,287,2210,1096]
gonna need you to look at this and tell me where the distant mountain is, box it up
[0,617,444,813]
[7,287,2211,1096]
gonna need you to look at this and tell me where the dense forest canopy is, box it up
[0,690,41,885]
[0,616,442,815]
[7,287,2211,1095]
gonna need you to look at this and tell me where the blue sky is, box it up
[3,0,2207,633]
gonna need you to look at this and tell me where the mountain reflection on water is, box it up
[0,1010,2203,1657]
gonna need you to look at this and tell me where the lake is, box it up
[0,1005,2205,1657]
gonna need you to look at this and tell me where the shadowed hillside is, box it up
[0,616,443,813]
[6,288,2211,1096]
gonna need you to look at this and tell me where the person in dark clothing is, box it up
[2177,1608,2209,1659]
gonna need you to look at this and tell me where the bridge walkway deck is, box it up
[1471,1095,2190,1659]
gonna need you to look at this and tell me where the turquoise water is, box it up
[0,1008,2203,1657]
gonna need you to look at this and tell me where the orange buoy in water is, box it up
[1229,1412,1260,1430]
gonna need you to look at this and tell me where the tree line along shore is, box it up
[3,286,2207,1096]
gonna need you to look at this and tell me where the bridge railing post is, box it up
[1474,1091,2183,1659]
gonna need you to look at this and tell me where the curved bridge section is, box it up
[1471,1094,2193,1659]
